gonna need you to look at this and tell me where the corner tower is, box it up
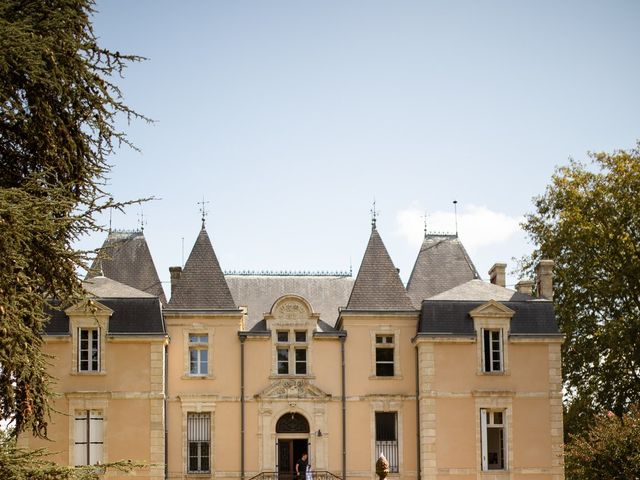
[338,223,418,478]
[406,233,479,308]
[87,230,166,304]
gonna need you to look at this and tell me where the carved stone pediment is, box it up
[276,300,307,320]
[469,299,515,318]
[256,379,330,401]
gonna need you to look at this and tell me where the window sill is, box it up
[477,370,510,376]
[480,470,509,478]
[269,374,316,380]
[369,375,403,380]
[182,374,215,380]
[71,371,106,376]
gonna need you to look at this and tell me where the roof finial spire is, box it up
[422,211,428,239]
[137,207,146,233]
[198,197,210,229]
[108,197,113,233]
[453,200,459,237]
[370,198,379,230]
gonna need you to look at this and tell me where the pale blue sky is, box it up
[85,1,640,290]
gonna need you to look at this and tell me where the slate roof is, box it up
[419,299,559,336]
[406,234,479,307]
[83,276,155,299]
[167,228,237,311]
[345,228,414,311]
[45,297,165,335]
[87,230,166,304]
[227,274,354,329]
[428,279,533,302]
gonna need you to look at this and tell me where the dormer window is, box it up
[470,300,514,376]
[482,329,503,373]
[78,328,100,372]
[275,329,308,375]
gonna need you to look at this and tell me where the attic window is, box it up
[482,329,503,373]
[78,328,100,372]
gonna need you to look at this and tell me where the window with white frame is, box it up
[74,409,103,465]
[78,328,100,372]
[188,412,211,473]
[375,412,399,472]
[481,409,506,470]
[375,334,395,376]
[189,334,208,375]
[275,329,308,375]
[482,329,503,373]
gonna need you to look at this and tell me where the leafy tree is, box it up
[521,144,640,437]
[565,405,640,480]
[0,0,148,441]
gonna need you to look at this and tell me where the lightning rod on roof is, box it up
[137,207,146,233]
[453,200,459,237]
[197,197,210,228]
[370,198,379,230]
[108,197,113,232]
[421,211,428,238]
[181,237,185,267]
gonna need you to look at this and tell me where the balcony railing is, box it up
[249,471,342,480]
[376,440,399,473]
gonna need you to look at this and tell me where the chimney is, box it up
[515,279,534,296]
[169,266,182,295]
[535,259,554,300]
[488,263,507,287]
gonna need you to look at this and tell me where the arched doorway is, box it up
[276,413,309,479]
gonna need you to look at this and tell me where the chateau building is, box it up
[24,222,564,480]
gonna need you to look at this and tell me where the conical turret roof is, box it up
[406,234,479,307]
[87,230,166,303]
[168,227,237,310]
[346,227,414,311]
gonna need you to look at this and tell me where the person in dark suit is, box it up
[295,452,308,480]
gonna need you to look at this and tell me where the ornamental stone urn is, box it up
[375,453,390,480]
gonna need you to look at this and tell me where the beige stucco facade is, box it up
[29,229,564,480]
[23,301,167,479]
[416,302,564,480]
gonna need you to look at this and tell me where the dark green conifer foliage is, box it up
[0,429,143,479]
[0,0,149,440]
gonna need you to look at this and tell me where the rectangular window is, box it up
[481,409,506,470]
[483,329,503,372]
[78,328,99,372]
[188,412,211,473]
[74,410,103,465]
[295,348,307,375]
[375,412,398,473]
[277,348,289,374]
[189,334,208,375]
[276,329,310,376]
[375,335,394,376]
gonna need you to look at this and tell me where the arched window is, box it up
[276,413,310,433]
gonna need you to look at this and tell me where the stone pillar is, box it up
[417,342,436,480]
